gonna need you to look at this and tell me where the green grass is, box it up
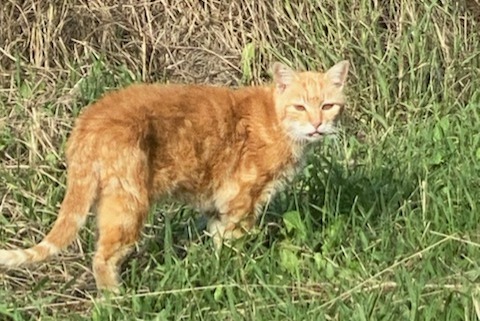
[1,1,480,320]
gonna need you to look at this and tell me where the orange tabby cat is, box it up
[0,61,349,291]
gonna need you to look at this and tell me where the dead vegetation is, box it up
[1,0,475,86]
[0,0,322,85]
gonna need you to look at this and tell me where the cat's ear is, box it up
[325,60,349,88]
[272,62,295,93]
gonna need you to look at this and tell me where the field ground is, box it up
[0,1,479,320]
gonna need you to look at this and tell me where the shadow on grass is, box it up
[306,155,420,224]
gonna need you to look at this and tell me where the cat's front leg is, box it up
[207,182,262,250]
[207,214,257,251]
[207,160,278,250]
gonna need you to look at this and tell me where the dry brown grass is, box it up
[0,0,322,86]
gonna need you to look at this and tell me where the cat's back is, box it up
[72,83,240,140]
[81,83,235,120]
[68,83,242,160]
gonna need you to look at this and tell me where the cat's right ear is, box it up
[272,62,295,93]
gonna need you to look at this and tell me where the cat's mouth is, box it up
[307,131,323,138]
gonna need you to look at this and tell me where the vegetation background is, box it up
[0,0,479,320]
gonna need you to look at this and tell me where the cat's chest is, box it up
[259,154,304,201]
[216,146,304,210]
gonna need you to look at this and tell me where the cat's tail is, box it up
[0,166,98,266]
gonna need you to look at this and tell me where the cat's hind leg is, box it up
[92,174,150,292]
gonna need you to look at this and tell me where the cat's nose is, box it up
[312,121,322,129]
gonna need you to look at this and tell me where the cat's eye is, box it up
[293,104,306,111]
[322,104,334,110]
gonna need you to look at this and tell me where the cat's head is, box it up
[272,60,349,143]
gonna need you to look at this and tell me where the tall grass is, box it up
[0,0,479,320]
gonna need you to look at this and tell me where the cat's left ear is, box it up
[272,62,296,93]
[325,60,349,88]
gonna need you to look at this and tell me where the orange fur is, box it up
[0,61,349,291]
